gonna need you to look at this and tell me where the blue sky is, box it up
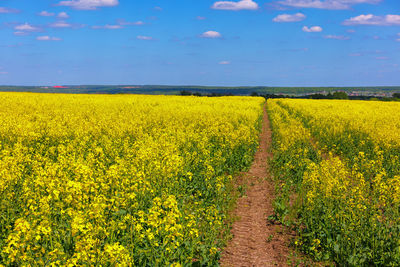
[0,0,399,86]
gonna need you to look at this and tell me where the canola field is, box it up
[268,99,400,265]
[0,93,264,266]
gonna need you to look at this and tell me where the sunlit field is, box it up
[0,93,264,266]
[269,99,400,265]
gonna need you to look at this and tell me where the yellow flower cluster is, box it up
[0,93,264,265]
[268,99,400,265]
[281,99,400,147]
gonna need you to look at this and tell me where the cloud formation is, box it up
[276,0,381,10]
[0,7,19,13]
[200,31,222,38]
[137,35,154,40]
[273,13,306,22]
[14,31,30,36]
[117,19,145,26]
[49,21,73,28]
[211,0,258,11]
[302,26,323,32]
[92,20,144,29]
[57,0,119,10]
[58,12,70,19]
[219,61,231,65]
[36,36,62,41]
[92,24,123,29]
[343,14,400,26]
[39,11,55,16]
[324,34,350,40]
[14,23,41,32]
[39,11,69,18]
[0,67,8,75]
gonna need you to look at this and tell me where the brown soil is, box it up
[220,106,292,267]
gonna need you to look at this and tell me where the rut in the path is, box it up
[220,106,291,267]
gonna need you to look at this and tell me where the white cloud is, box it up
[14,23,40,32]
[343,14,400,26]
[0,7,19,13]
[117,19,145,26]
[277,0,381,10]
[0,43,24,48]
[133,21,145,25]
[211,0,258,11]
[302,25,323,32]
[0,67,7,75]
[324,35,350,40]
[36,36,62,41]
[219,61,231,65]
[92,19,144,29]
[14,31,29,36]
[137,35,154,40]
[391,15,400,24]
[200,31,222,38]
[58,12,70,19]
[49,21,73,28]
[92,24,123,29]
[57,0,119,10]
[39,11,55,16]
[273,13,306,22]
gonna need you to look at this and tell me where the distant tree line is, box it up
[179,90,234,97]
[251,91,400,101]
[250,91,348,100]
[393,93,400,99]
[1,85,400,96]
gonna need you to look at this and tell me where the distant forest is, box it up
[0,85,399,96]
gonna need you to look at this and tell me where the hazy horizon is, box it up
[1,84,400,88]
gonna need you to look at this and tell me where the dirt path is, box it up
[220,106,291,267]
